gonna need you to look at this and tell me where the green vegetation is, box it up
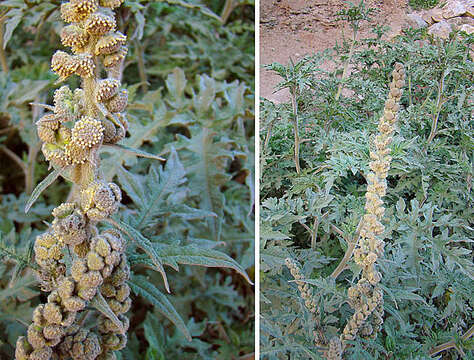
[0,0,255,359]
[260,2,473,359]
[409,0,440,10]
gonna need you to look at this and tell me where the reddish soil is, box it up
[260,0,409,103]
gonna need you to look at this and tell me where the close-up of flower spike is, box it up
[14,0,132,359]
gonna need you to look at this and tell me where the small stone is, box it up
[467,6,474,17]
[431,8,444,22]
[460,23,474,34]
[405,13,428,28]
[460,16,474,26]
[447,16,464,29]
[428,20,452,38]
[442,0,466,19]
[422,11,433,25]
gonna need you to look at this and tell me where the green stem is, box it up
[0,17,8,73]
[0,145,26,173]
[263,119,275,153]
[136,41,148,93]
[425,72,446,149]
[25,143,40,194]
[220,0,235,24]
[330,220,362,279]
[291,87,301,174]
[334,28,358,102]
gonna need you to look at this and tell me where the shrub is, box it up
[260,2,473,359]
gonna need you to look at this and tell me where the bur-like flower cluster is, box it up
[16,0,131,359]
[285,258,317,314]
[40,0,129,171]
[285,258,328,347]
[341,63,405,345]
[326,337,342,360]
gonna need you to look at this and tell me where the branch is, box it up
[330,220,362,279]
[0,145,26,173]
[429,325,474,357]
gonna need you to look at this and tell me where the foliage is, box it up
[0,0,254,358]
[260,2,473,359]
[408,0,440,10]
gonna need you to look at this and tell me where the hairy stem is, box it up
[135,40,148,93]
[330,221,362,279]
[290,87,300,174]
[25,143,40,194]
[0,16,8,74]
[425,71,446,149]
[334,28,357,102]
[220,0,235,24]
[263,119,275,153]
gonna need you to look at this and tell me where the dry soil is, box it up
[260,0,409,103]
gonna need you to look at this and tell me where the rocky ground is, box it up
[406,0,474,37]
[260,0,474,103]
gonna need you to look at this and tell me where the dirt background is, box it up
[260,0,409,103]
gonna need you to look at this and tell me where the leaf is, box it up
[129,274,192,341]
[101,102,171,180]
[14,80,50,104]
[25,168,61,213]
[117,148,188,229]
[181,129,233,241]
[113,219,170,293]
[3,9,22,49]
[135,147,186,228]
[153,244,253,284]
[90,292,124,334]
[162,0,221,22]
[165,67,187,101]
[116,166,146,210]
[0,273,37,302]
[104,144,165,161]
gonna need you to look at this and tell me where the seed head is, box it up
[61,2,87,23]
[106,89,128,113]
[57,277,75,299]
[96,79,121,102]
[61,25,90,50]
[29,347,53,360]
[87,251,105,271]
[15,337,31,360]
[43,303,63,325]
[103,46,127,68]
[81,181,121,220]
[36,114,59,143]
[80,270,104,288]
[63,296,86,312]
[84,12,116,35]
[43,325,64,341]
[64,141,90,164]
[72,116,105,148]
[78,286,98,301]
[71,259,88,282]
[95,32,127,55]
[51,51,78,80]
[100,0,124,8]
[71,0,98,16]
[74,54,96,78]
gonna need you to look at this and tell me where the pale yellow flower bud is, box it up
[84,12,116,35]
[72,116,105,148]
[95,32,127,55]
[103,46,128,68]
